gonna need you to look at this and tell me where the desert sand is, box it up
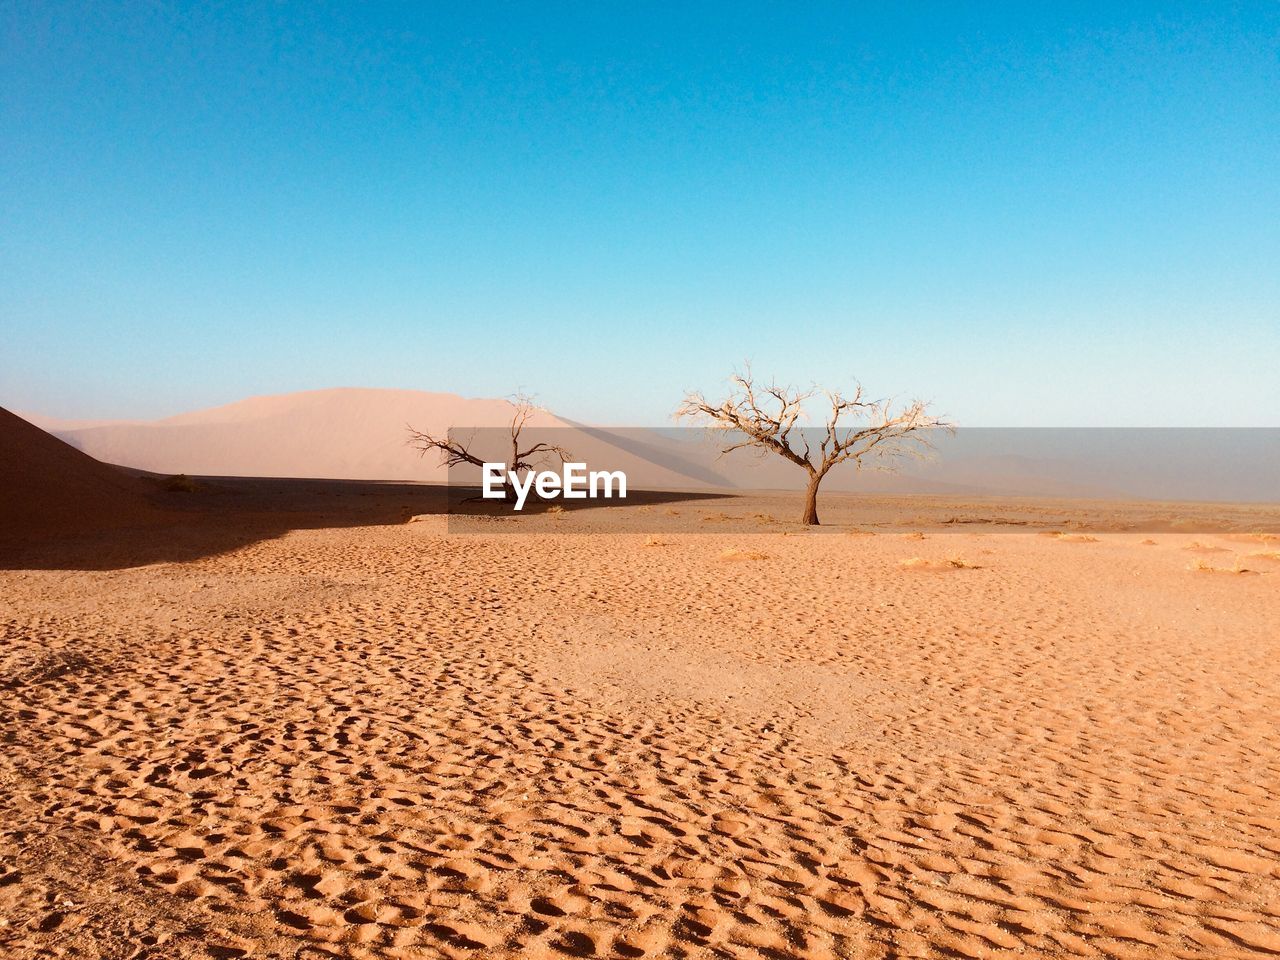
[2,417,1279,958]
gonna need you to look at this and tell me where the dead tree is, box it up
[677,367,951,525]
[407,393,571,502]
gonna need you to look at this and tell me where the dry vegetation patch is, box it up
[1183,541,1229,553]
[161,474,199,493]
[1227,532,1280,545]
[900,556,981,571]
[1188,558,1261,575]
[718,548,768,561]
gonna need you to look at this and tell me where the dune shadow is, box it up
[0,475,732,571]
[445,484,732,517]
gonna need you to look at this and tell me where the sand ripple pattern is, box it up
[1,526,1278,958]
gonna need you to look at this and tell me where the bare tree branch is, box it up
[677,365,953,524]
[404,425,486,468]
[407,393,572,502]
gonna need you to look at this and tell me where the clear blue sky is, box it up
[2,2,1277,425]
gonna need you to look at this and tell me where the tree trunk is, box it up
[801,471,822,525]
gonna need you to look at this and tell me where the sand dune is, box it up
[0,407,161,544]
[39,388,544,482]
[38,389,723,490]
[36,391,1280,502]
[26,395,1071,496]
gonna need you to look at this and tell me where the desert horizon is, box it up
[3,4,1278,959]
[12,387,1280,507]
[3,400,1279,958]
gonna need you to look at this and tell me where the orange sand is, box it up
[2,492,1278,959]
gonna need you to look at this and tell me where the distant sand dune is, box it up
[31,390,1280,502]
[35,388,723,489]
[41,388,541,481]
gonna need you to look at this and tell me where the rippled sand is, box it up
[2,500,1278,959]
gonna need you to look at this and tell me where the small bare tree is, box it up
[677,367,952,525]
[407,393,571,502]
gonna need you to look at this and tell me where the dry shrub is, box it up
[902,531,926,540]
[845,528,876,537]
[1046,532,1099,543]
[719,548,768,561]
[162,473,199,493]
[1183,541,1228,553]
[642,535,667,547]
[900,556,980,571]
[1249,550,1280,562]
[1188,558,1259,575]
